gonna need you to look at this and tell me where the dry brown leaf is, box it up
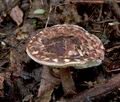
[10,5,23,26]
[36,66,60,102]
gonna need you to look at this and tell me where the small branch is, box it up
[45,4,52,28]
[97,4,103,21]
[62,73,120,102]
[106,44,120,52]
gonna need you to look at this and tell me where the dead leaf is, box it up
[10,5,23,26]
[36,66,60,102]
[28,0,48,18]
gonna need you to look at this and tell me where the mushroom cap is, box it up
[26,24,104,69]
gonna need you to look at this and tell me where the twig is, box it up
[45,4,52,28]
[93,19,117,23]
[97,4,103,21]
[106,44,120,52]
[41,0,44,6]
[107,68,120,73]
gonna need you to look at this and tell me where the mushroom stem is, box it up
[59,68,76,96]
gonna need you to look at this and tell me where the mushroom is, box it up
[26,24,104,99]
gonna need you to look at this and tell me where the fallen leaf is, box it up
[10,5,23,26]
[36,66,60,102]
[33,8,45,15]
[28,0,48,18]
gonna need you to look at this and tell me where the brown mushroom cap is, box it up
[26,24,104,69]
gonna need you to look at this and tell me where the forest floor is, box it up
[0,0,120,102]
